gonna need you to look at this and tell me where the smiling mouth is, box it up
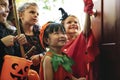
[10,72,28,80]
[33,19,38,22]
[2,13,7,17]
[59,39,66,42]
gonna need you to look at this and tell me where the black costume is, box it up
[20,24,45,73]
[0,23,21,73]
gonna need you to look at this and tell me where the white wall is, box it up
[16,0,85,28]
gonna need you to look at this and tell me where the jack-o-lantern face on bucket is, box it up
[0,55,32,80]
[10,63,29,80]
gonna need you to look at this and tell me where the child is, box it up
[0,1,40,79]
[39,22,86,80]
[18,2,45,73]
[59,0,100,79]
[0,0,27,73]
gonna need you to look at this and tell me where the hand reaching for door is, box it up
[83,0,94,15]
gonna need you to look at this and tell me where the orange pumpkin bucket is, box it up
[0,55,32,80]
[28,69,40,80]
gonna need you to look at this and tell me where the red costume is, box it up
[39,51,73,80]
[62,30,99,78]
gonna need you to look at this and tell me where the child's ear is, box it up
[18,12,23,19]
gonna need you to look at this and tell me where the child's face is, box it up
[46,30,67,48]
[20,6,39,25]
[0,0,9,23]
[63,16,80,35]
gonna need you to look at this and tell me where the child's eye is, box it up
[62,32,66,34]
[30,11,35,14]
[0,4,6,7]
[37,13,39,16]
[74,21,78,24]
[67,21,71,24]
[29,11,39,16]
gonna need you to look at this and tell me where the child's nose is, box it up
[59,33,66,37]
[4,6,9,13]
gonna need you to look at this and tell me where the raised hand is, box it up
[83,0,94,15]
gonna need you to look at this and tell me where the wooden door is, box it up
[92,0,120,80]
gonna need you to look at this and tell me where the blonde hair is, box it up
[18,2,38,13]
[61,15,80,25]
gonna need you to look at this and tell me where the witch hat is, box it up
[59,7,68,21]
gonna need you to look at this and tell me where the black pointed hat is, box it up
[59,7,69,21]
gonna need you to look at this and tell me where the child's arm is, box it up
[82,13,91,37]
[82,0,94,36]
[43,56,53,80]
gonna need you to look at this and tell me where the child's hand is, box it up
[83,0,94,15]
[30,54,43,66]
[1,35,15,47]
[15,34,27,45]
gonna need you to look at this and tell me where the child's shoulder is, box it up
[41,51,53,62]
[45,51,53,57]
[44,55,51,63]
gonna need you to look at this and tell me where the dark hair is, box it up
[43,22,66,47]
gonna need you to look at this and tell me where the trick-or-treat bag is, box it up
[0,55,32,80]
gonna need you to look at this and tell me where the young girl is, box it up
[18,2,45,73]
[59,0,100,79]
[39,22,86,80]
